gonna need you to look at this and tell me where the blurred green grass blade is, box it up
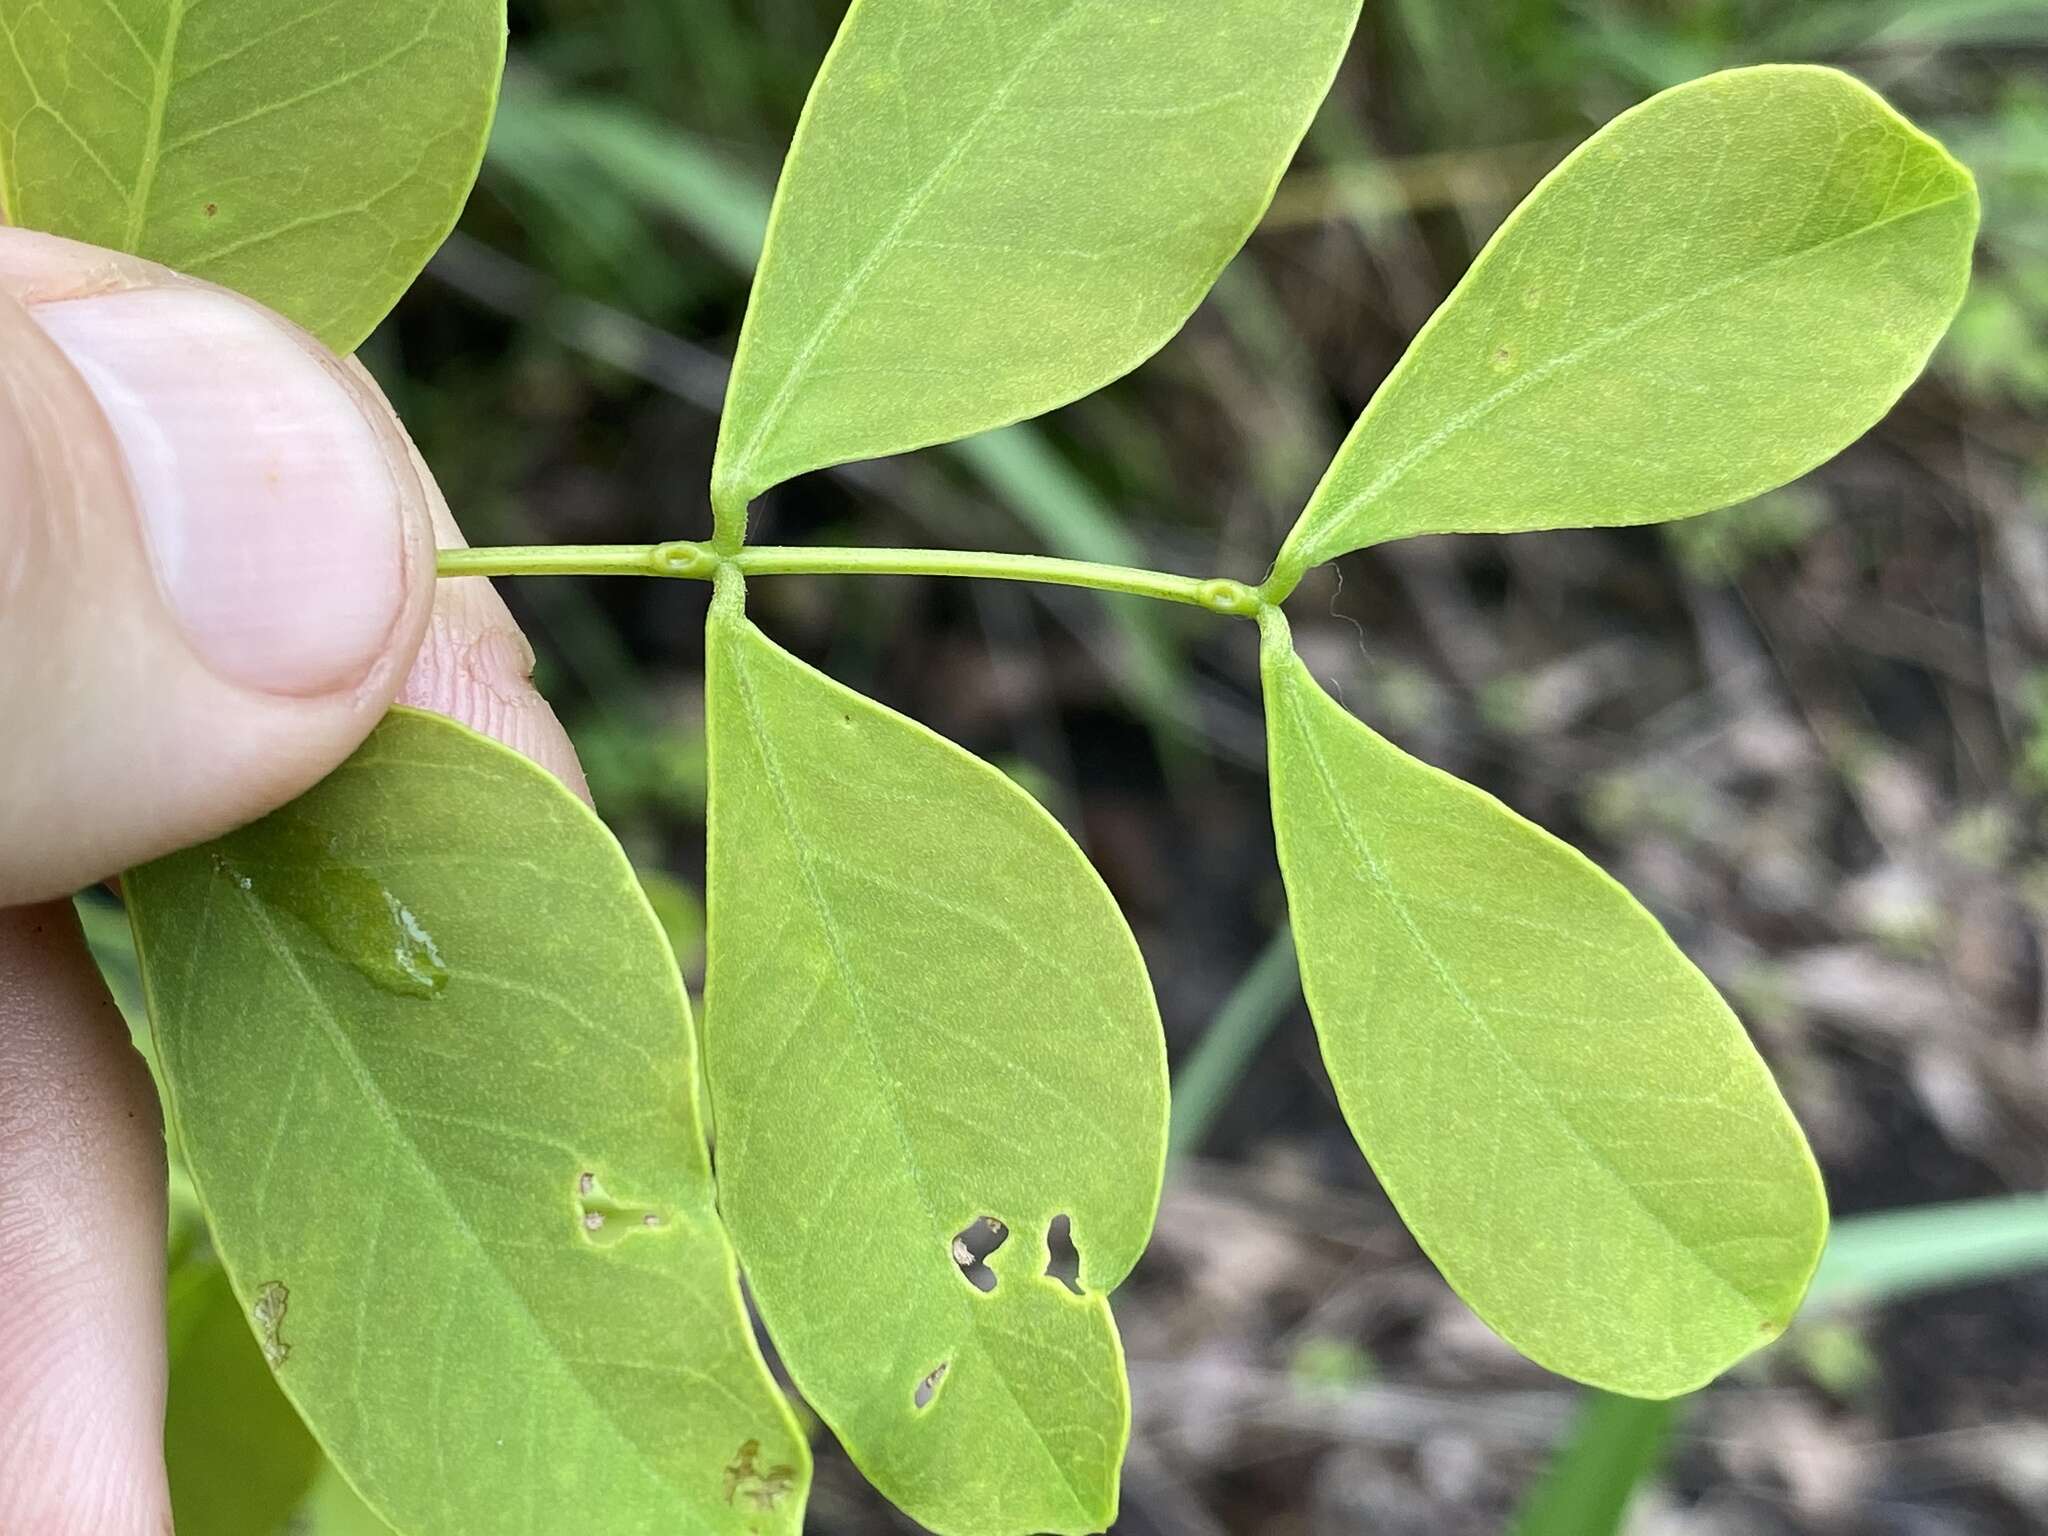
[1870,0,2048,45]
[947,427,1193,746]
[484,136,664,297]
[1168,925,1299,1162]
[1588,3,2048,90]
[1569,15,1722,91]
[1766,0,2048,55]
[946,427,1142,569]
[490,80,771,271]
[1508,1391,1678,1536]
[165,1257,326,1536]
[1809,1193,2048,1308]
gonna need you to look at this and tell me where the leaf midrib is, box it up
[123,0,187,252]
[1278,663,1795,1316]
[1296,178,1972,557]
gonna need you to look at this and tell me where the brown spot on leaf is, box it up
[723,1439,798,1510]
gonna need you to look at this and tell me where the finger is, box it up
[0,227,438,905]
[0,903,169,1535]
[0,229,589,1536]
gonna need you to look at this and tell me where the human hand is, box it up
[0,227,587,1532]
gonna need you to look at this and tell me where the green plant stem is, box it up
[437,544,700,579]
[436,542,1266,617]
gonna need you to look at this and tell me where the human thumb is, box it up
[0,229,440,906]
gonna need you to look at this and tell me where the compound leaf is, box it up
[0,0,506,352]
[127,708,809,1536]
[711,0,1362,525]
[1261,616,1827,1398]
[703,581,1168,1536]
[1269,65,1978,591]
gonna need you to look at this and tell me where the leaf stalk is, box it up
[435,542,1266,618]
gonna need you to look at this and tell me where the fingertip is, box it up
[0,264,438,903]
[30,285,432,699]
[0,903,171,1536]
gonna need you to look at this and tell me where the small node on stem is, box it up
[1196,578,1262,618]
[651,541,717,578]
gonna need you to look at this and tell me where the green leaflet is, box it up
[0,0,505,353]
[710,0,1362,531]
[1259,613,1827,1398]
[127,709,810,1536]
[703,577,1168,1536]
[1267,65,1979,594]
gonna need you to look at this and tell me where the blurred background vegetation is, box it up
[347,0,2048,1530]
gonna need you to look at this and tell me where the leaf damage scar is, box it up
[253,1279,292,1369]
[576,1170,670,1246]
[723,1439,799,1510]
